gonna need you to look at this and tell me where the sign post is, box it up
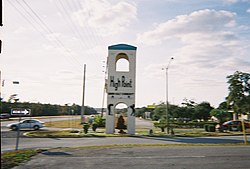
[11,108,31,150]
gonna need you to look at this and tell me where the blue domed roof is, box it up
[108,44,137,50]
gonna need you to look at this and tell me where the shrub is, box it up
[83,123,90,134]
[154,118,167,132]
[154,122,166,132]
[237,126,243,131]
[172,121,218,129]
[92,123,98,132]
[149,129,153,135]
[93,115,106,127]
[116,115,127,134]
[204,124,209,132]
[207,125,216,132]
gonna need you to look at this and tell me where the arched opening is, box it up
[115,53,129,72]
[115,103,128,133]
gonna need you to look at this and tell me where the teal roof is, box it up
[108,44,137,50]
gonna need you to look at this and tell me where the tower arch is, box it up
[115,53,129,72]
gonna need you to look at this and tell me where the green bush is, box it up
[204,124,209,132]
[171,121,218,129]
[207,125,216,132]
[93,115,106,127]
[92,123,98,132]
[237,126,243,131]
[154,118,167,132]
[83,123,90,134]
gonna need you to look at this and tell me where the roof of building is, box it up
[108,44,137,50]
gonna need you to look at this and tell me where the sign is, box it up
[12,81,20,84]
[147,104,156,108]
[11,108,31,116]
[110,75,132,91]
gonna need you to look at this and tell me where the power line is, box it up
[7,0,47,39]
[20,0,82,69]
[8,0,82,73]
[57,0,88,50]
[70,0,104,46]
[8,1,81,73]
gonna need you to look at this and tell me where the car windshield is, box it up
[223,121,232,125]
[19,120,26,123]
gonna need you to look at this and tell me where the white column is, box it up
[127,108,135,134]
[106,105,115,134]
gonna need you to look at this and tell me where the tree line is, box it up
[136,71,250,123]
[136,100,219,121]
[1,102,97,116]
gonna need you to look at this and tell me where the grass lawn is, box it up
[45,117,83,129]
[23,118,249,138]
[1,149,45,169]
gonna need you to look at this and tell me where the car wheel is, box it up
[11,125,18,131]
[33,125,40,130]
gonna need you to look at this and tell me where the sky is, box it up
[1,0,250,108]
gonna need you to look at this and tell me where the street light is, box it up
[162,57,174,134]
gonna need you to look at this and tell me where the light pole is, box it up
[162,57,174,134]
[81,64,86,124]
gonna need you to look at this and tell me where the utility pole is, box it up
[0,71,2,113]
[1,0,3,53]
[101,60,107,117]
[1,0,3,26]
[80,64,86,124]
[0,70,1,98]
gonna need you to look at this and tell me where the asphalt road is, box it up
[13,145,250,169]
[1,134,249,152]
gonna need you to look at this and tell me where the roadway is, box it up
[13,145,250,169]
[1,132,249,152]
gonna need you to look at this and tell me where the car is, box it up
[0,113,11,119]
[6,119,44,131]
[221,120,250,131]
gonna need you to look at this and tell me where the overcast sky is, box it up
[1,0,250,108]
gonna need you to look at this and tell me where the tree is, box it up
[226,71,250,119]
[116,115,126,133]
[193,102,214,121]
[210,109,232,123]
[152,103,166,121]
[181,98,197,107]
[171,105,193,120]
[217,101,228,110]
[154,118,167,132]
[135,107,151,118]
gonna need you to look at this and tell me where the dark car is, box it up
[0,113,11,119]
[221,120,250,131]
